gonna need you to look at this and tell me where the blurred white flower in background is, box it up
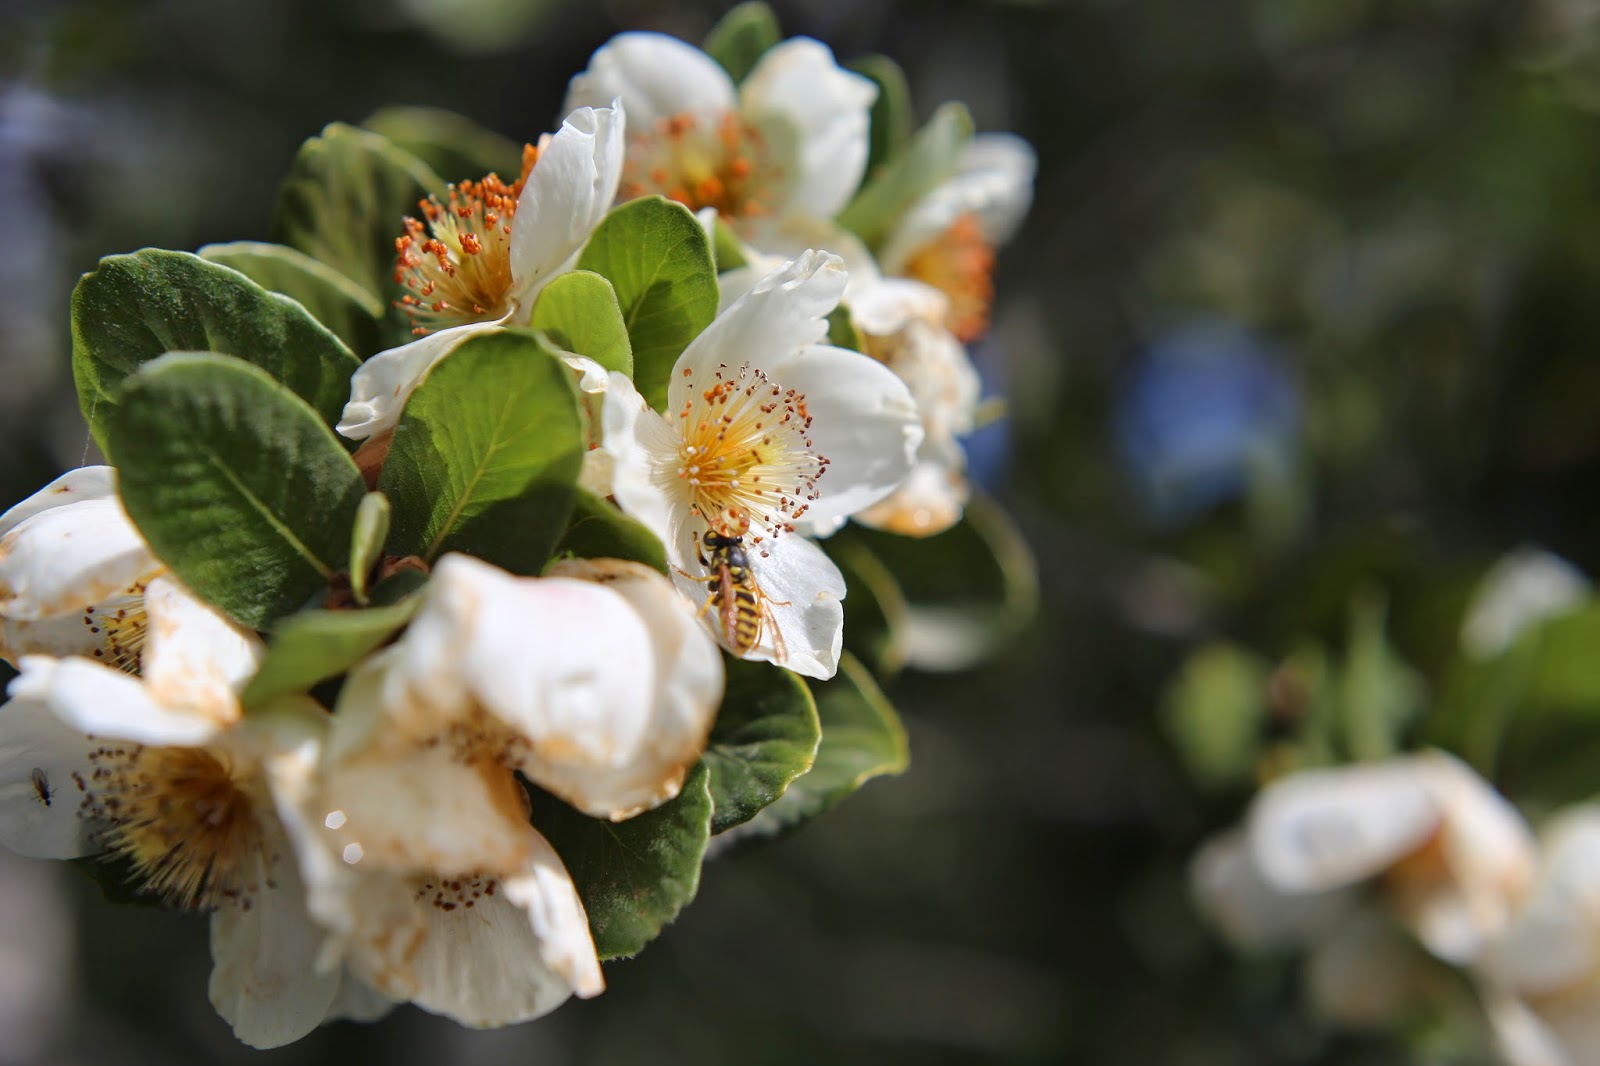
[1460,547,1590,659]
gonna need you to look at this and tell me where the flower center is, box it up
[901,213,995,342]
[675,362,826,547]
[394,145,538,335]
[620,111,780,227]
[82,579,154,674]
[79,743,269,910]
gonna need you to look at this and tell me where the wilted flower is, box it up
[565,32,875,242]
[601,251,922,678]
[338,104,624,441]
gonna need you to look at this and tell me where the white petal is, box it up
[0,495,159,624]
[1462,547,1590,659]
[762,343,922,536]
[0,466,117,537]
[507,105,625,310]
[1485,993,1573,1066]
[1248,758,1442,893]
[564,32,736,128]
[741,39,876,221]
[208,852,340,1049]
[323,971,395,1024]
[9,656,222,747]
[739,218,879,292]
[671,523,844,679]
[669,250,847,415]
[848,277,949,337]
[602,371,687,546]
[1188,829,1352,950]
[337,321,501,440]
[540,558,723,818]
[1483,805,1600,994]
[1,613,109,664]
[401,828,601,1026]
[852,455,969,538]
[881,132,1037,273]
[0,692,95,858]
[137,575,260,719]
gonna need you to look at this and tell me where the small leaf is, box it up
[703,1,780,84]
[827,305,863,353]
[349,492,392,605]
[838,102,974,249]
[362,106,522,184]
[528,270,632,376]
[378,330,583,574]
[701,657,820,833]
[198,241,384,358]
[719,653,907,843]
[850,55,914,178]
[549,490,667,574]
[1161,642,1271,789]
[837,491,1038,672]
[528,762,712,960]
[242,595,421,709]
[576,196,718,411]
[1338,589,1426,762]
[72,250,361,457]
[106,353,366,629]
[711,219,748,271]
[274,123,443,304]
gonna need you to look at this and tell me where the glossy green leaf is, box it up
[576,196,718,410]
[850,54,914,178]
[106,353,365,629]
[242,596,420,708]
[827,305,864,352]
[72,250,360,457]
[549,490,667,573]
[274,123,442,304]
[703,1,780,84]
[720,653,908,843]
[378,330,583,574]
[348,491,392,605]
[702,657,820,833]
[1161,643,1271,789]
[362,106,522,184]
[529,270,632,375]
[198,241,385,358]
[711,218,748,271]
[838,491,1038,672]
[528,762,712,960]
[838,102,973,249]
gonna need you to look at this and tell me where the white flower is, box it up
[0,466,162,668]
[0,572,355,1048]
[338,104,625,441]
[564,32,875,240]
[878,133,1036,343]
[1461,547,1589,659]
[279,552,724,1027]
[1478,806,1600,1066]
[1212,751,1536,965]
[601,251,922,679]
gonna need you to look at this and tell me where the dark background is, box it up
[4,0,1598,1062]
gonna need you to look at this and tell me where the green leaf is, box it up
[378,330,583,573]
[242,595,421,708]
[711,219,748,272]
[837,491,1038,672]
[838,102,973,249]
[528,762,712,960]
[548,490,667,573]
[721,653,908,843]
[106,353,366,629]
[703,1,781,83]
[850,55,915,179]
[529,270,632,376]
[576,196,718,411]
[197,240,385,358]
[701,657,820,833]
[362,106,523,184]
[1338,588,1426,762]
[348,492,392,605]
[72,250,361,457]
[274,123,443,305]
[1161,643,1271,789]
[827,305,864,352]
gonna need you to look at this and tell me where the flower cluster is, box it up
[0,7,1034,1048]
[1186,548,1600,1064]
